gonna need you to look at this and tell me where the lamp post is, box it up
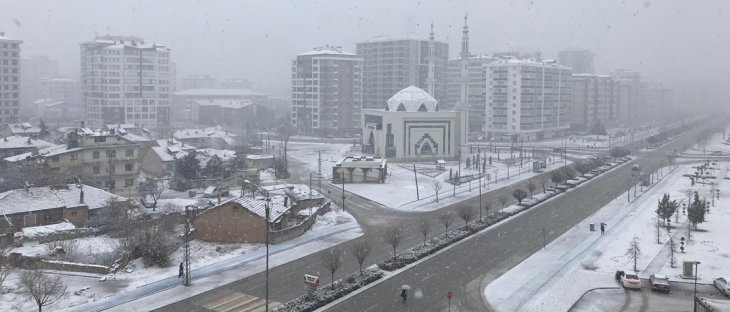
[265,197,271,312]
[341,178,346,212]
[693,261,701,312]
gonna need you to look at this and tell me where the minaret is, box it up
[460,13,470,60]
[427,23,436,98]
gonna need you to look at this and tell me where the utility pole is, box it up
[273,155,278,186]
[265,197,271,312]
[413,163,419,200]
[341,178,346,212]
[478,173,482,221]
[318,150,322,193]
[183,205,192,286]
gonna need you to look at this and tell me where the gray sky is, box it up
[2,0,728,97]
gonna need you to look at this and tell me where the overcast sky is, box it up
[2,0,728,97]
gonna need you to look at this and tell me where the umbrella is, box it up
[401,285,411,290]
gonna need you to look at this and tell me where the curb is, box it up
[567,286,623,311]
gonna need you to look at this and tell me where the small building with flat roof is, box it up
[332,156,387,183]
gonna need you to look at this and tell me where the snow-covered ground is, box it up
[0,200,359,312]
[685,132,730,156]
[484,162,729,312]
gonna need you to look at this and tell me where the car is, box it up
[632,164,641,171]
[621,273,642,289]
[715,277,730,296]
[650,274,670,293]
[711,151,723,156]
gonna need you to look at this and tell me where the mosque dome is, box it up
[386,86,438,112]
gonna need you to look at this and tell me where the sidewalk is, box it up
[485,165,683,312]
[64,223,362,312]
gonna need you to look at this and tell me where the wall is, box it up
[6,252,109,275]
[194,202,267,243]
[270,201,331,244]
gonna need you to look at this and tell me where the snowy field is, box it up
[685,132,730,156]
[484,162,730,312]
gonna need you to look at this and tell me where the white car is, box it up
[622,273,642,289]
[715,277,730,296]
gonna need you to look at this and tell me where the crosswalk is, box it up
[200,292,280,312]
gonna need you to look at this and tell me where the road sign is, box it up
[304,274,320,287]
[447,291,452,299]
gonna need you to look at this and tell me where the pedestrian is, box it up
[600,222,606,235]
[400,288,408,302]
[179,262,184,278]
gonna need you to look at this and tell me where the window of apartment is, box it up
[93,166,100,174]
[106,150,116,158]
[125,163,133,171]
[94,136,106,143]
[125,149,134,157]
[125,178,134,187]
[93,151,100,159]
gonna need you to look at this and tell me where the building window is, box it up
[106,150,116,158]
[94,137,106,143]
[165,163,174,171]
[23,214,36,227]
[93,166,100,174]
[125,178,134,187]
[125,163,133,171]
[125,149,134,157]
[93,151,100,159]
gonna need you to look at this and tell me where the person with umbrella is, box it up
[400,285,411,302]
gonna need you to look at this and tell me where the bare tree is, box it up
[418,221,431,247]
[20,270,67,312]
[321,249,343,289]
[458,206,475,227]
[527,180,536,198]
[138,178,167,210]
[625,236,642,272]
[439,214,454,236]
[382,226,402,259]
[498,195,508,212]
[0,246,11,290]
[655,219,662,244]
[668,236,677,268]
[350,241,370,274]
[539,175,548,193]
[431,180,443,203]
[483,203,491,220]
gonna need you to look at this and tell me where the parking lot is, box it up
[571,280,728,312]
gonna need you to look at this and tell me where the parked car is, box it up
[203,185,230,198]
[650,274,670,293]
[621,273,642,289]
[715,277,730,296]
[632,164,641,171]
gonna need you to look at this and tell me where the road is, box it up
[320,128,711,312]
[152,123,715,312]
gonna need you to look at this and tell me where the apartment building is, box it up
[570,74,617,129]
[291,46,362,135]
[357,29,449,111]
[0,32,21,125]
[80,35,173,129]
[485,58,572,141]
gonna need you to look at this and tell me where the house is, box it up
[173,127,238,149]
[245,154,274,170]
[0,184,127,236]
[333,156,388,183]
[4,122,42,137]
[194,196,290,244]
[0,136,55,159]
[33,99,82,123]
[2,127,142,196]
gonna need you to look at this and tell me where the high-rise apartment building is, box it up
[558,49,595,74]
[570,74,617,129]
[485,58,572,141]
[182,75,217,90]
[357,28,449,111]
[612,69,641,126]
[0,32,22,125]
[291,46,362,135]
[80,35,173,129]
[20,55,59,114]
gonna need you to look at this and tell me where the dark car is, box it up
[650,274,670,293]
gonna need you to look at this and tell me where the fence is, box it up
[5,252,110,275]
[270,201,331,244]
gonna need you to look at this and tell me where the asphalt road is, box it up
[320,128,711,312]
[155,123,715,312]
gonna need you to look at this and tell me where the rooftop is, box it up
[174,127,237,141]
[194,99,254,109]
[175,88,266,97]
[335,156,387,169]
[84,35,169,51]
[222,196,290,222]
[386,86,438,112]
[0,184,126,216]
[6,123,41,134]
[298,47,356,57]
[0,136,55,150]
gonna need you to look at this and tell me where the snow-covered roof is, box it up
[6,123,41,134]
[194,99,253,109]
[175,89,266,97]
[0,136,55,150]
[151,146,181,162]
[196,148,236,166]
[225,197,290,222]
[284,184,324,201]
[488,58,569,69]
[246,154,274,160]
[122,133,152,143]
[336,156,387,169]
[386,86,438,112]
[3,144,79,162]
[0,184,126,216]
[0,33,21,42]
[84,36,169,51]
[155,138,197,150]
[298,49,356,57]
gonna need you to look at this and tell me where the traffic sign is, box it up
[447,291,452,299]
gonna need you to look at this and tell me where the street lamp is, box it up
[693,261,701,312]
[265,196,271,312]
